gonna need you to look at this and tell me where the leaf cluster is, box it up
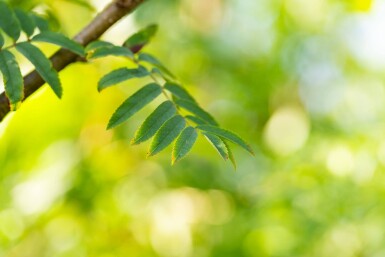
[88,25,253,167]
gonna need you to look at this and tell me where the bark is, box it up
[0,0,146,122]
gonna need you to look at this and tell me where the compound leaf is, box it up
[31,14,50,32]
[132,101,176,145]
[32,31,84,56]
[85,40,114,52]
[0,1,21,41]
[172,126,198,164]
[16,42,62,98]
[0,50,23,110]
[148,115,186,156]
[197,125,254,155]
[107,83,162,129]
[98,66,149,91]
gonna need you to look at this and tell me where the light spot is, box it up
[326,146,354,177]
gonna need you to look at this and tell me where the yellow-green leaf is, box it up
[107,83,162,129]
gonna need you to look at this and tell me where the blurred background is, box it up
[1,0,385,256]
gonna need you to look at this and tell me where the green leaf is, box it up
[197,125,254,155]
[14,8,36,37]
[32,31,84,56]
[0,1,21,41]
[85,40,114,52]
[148,115,186,157]
[98,67,149,92]
[124,24,158,53]
[132,101,176,145]
[0,50,23,111]
[185,115,207,125]
[203,133,229,161]
[31,14,50,32]
[0,33,4,48]
[172,126,198,164]
[164,82,196,102]
[88,45,133,59]
[107,83,162,129]
[138,53,175,79]
[16,42,62,98]
[175,99,218,125]
[224,141,237,169]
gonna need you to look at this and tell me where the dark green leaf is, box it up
[172,126,198,164]
[16,42,62,98]
[138,53,175,79]
[164,82,196,102]
[185,115,207,125]
[224,141,237,169]
[203,133,229,161]
[132,101,176,145]
[197,125,254,155]
[98,67,149,92]
[0,1,21,41]
[14,8,36,37]
[107,83,162,129]
[31,14,50,32]
[0,50,23,110]
[148,115,186,157]
[85,40,114,52]
[88,45,133,59]
[32,31,84,56]
[124,24,158,53]
[0,33,4,48]
[175,99,218,125]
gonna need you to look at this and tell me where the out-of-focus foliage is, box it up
[1,0,385,256]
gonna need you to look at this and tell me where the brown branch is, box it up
[0,0,146,122]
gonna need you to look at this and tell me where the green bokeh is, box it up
[1,0,385,256]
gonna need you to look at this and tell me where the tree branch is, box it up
[0,0,146,122]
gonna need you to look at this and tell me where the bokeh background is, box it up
[1,0,385,256]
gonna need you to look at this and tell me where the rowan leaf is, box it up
[175,99,218,125]
[172,126,198,164]
[32,31,84,56]
[31,14,50,32]
[131,101,176,145]
[98,66,149,91]
[16,42,62,98]
[88,45,133,59]
[164,82,196,102]
[197,125,254,155]
[138,53,175,79]
[85,40,114,52]
[148,115,186,157]
[0,1,21,41]
[124,24,158,53]
[203,133,229,161]
[0,50,23,111]
[107,83,162,129]
[14,8,36,37]
[224,141,237,169]
[0,33,4,48]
